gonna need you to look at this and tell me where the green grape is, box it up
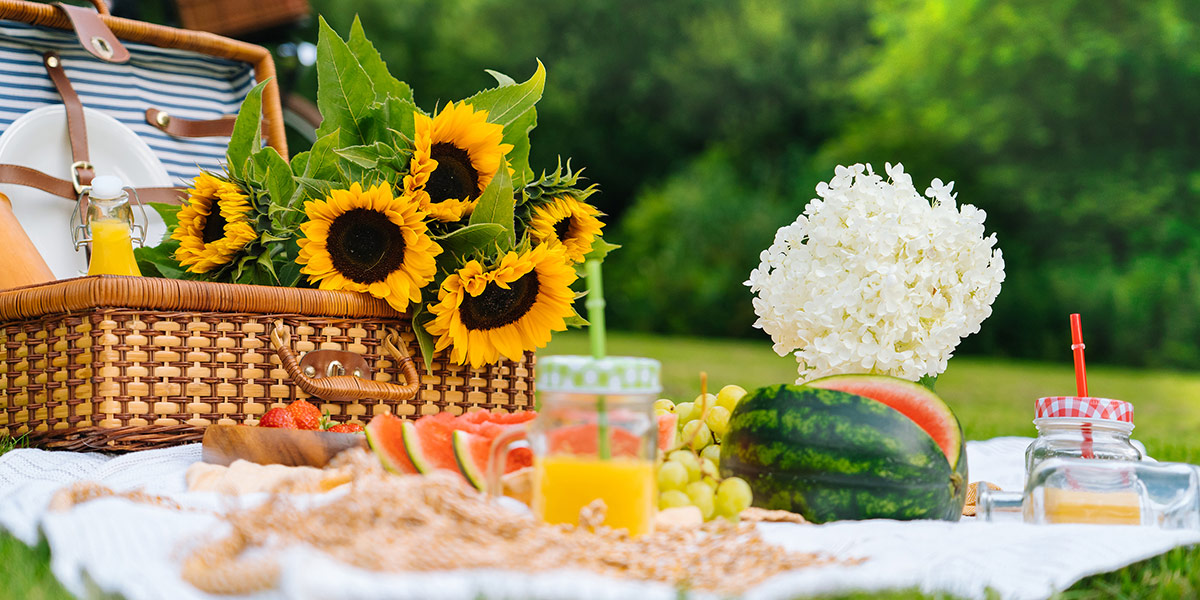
[674,401,696,424]
[705,405,731,438]
[716,384,747,412]
[686,481,716,520]
[659,489,692,510]
[652,398,676,413]
[654,407,673,418]
[700,476,719,492]
[681,420,712,451]
[700,457,719,479]
[656,460,688,491]
[668,450,701,481]
[693,393,717,419]
[715,476,754,518]
[700,443,722,465]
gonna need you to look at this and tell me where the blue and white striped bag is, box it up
[0,1,283,278]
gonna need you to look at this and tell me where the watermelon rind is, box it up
[402,420,435,474]
[453,430,488,492]
[721,384,963,523]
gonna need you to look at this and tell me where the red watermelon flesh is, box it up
[365,413,418,475]
[805,374,962,469]
[657,413,678,452]
[547,424,642,458]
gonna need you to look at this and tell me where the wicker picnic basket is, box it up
[0,276,534,451]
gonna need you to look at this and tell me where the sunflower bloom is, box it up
[527,196,604,263]
[296,182,442,312]
[402,101,513,222]
[172,173,257,274]
[427,244,577,367]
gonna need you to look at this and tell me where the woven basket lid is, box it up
[537,355,661,395]
[1035,396,1133,423]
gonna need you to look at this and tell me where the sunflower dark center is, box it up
[427,143,480,203]
[460,271,540,331]
[201,208,228,244]
[327,208,407,284]
[553,217,573,241]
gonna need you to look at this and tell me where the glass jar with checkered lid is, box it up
[1025,396,1141,480]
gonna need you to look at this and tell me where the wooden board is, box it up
[202,424,367,467]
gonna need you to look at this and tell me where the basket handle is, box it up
[85,0,109,15]
[269,323,421,403]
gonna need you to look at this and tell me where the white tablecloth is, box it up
[1,437,1197,600]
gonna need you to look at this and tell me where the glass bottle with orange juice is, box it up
[489,355,661,536]
[73,175,145,276]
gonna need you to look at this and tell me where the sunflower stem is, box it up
[585,260,610,460]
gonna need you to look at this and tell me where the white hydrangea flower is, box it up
[746,163,1005,383]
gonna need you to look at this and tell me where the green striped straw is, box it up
[585,259,610,460]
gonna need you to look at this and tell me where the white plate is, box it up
[0,105,173,279]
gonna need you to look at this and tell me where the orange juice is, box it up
[87,219,141,276]
[534,455,656,536]
[1043,488,1141,525]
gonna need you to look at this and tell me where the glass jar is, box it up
[488,355,661,536]
[980,458,1200,529]
[72,175,146,276]
[1025,396,1140,480]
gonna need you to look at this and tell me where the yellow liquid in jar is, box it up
[534,455,656,536]
[87,219,141,276]
[1043,488,1142,525]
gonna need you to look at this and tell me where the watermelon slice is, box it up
[366,410,538,481]
[452,429,535,492]
[805,374,962,470]
[365,413,417,474]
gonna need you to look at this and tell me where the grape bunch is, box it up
[654,383,753,520]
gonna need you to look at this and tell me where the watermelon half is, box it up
[720,382,967,523]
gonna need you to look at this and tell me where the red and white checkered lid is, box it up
[1035,396,1133,423]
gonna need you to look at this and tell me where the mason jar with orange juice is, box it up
[489,355,661,536]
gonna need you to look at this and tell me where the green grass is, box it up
[3,330,1200,598]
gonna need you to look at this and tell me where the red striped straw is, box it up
[1070,313,1088,397]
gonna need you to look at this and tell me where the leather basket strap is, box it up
[55,2,130,63]
[145,108,238,139]
[0,164,185,204]
[43,51,93,192]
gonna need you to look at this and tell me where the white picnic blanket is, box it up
[1,437,1198,600]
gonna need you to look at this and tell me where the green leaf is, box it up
[504,107,537,188]
[363,97,419,146]
[412,309,437,376]
[295,177,336,199]
[252,146,296,216]
[485,69,516,87]
[333,141,397,170]
[133,239,183,279]
[256,250,280,284]
[435,223,506,254]
[564,311,590,328]
[146,202,181,244]
[227,80,268,178]
[583,237,620,263]
[348,16,414,104]
[462,60,546,127]
[467,157,515,250]
[315,17,376,147]
[292,130,342,182]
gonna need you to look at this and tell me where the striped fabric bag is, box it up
[0,0,285,278]
[0,20,254,182]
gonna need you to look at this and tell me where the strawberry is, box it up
[287,399,323,431]
[258,407,297,429]
[327,423,364,434]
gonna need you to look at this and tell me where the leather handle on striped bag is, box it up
[269,323,422,403]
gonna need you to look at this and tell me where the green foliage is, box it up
[604,148,803,336]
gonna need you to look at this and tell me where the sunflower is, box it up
[296,182,442,312]
[402,101,513,222]
[427,244,577,368]
[172,173,257,274]
[527,196,605,263]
